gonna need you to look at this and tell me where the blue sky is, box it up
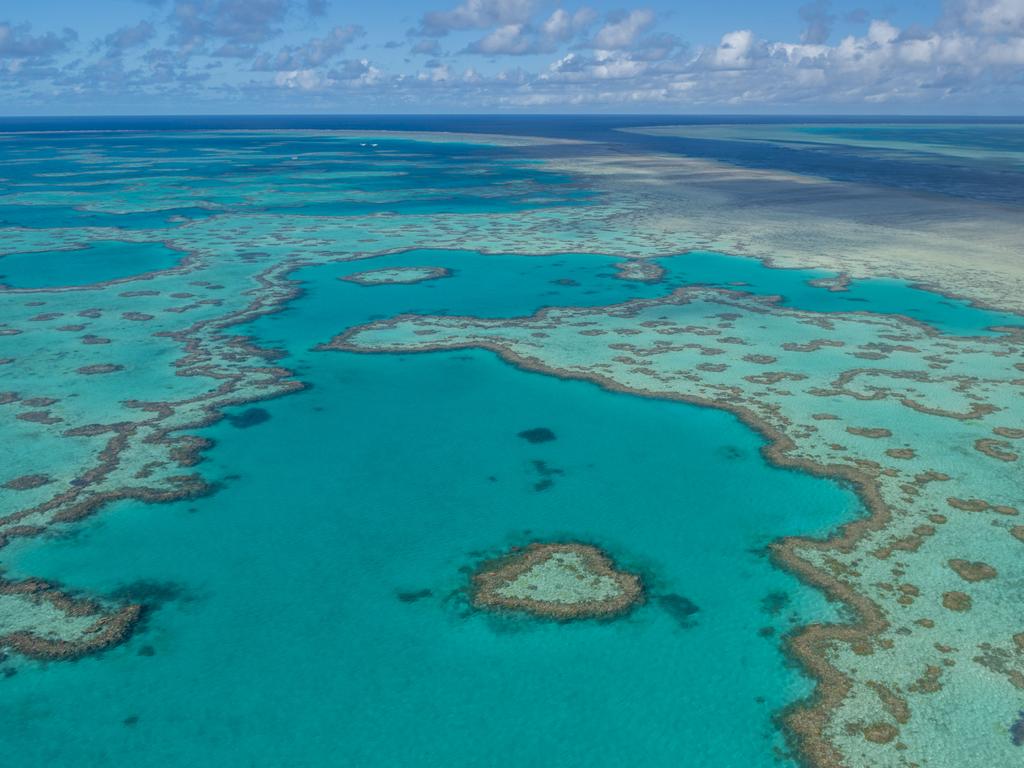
[2,0,1022,114]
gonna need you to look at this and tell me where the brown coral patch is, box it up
[948,559,997,582]
[17,410,61,424]
[866,681,910,724]
[885,448,916,460]
[974,438,1018,462]
[942,591,972,612]
[846,427,893,439]
[908,665,944,694]
[76,364,125,375]
[862,723,899,744]
[2,474,52,491]
[0,577,142,661]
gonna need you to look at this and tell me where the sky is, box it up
[1,0,1023,114]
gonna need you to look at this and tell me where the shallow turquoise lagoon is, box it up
[0,240,185,288]
[655,251,1022,336]
[306,247,1021,336]
[3,240,1018,766]
[0,249,869,767]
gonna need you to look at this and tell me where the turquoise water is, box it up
[3,245,1015,765]
[2,249,864,766]
[0,240,185,288]
[296,247,1020,336]
[3,127,1022,768]
[655,251,1023,336]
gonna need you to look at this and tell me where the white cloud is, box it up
[419,0,536,36]
[253,24,363,70]
[712,29,755,69]
[591,9,654,50]
[959,0,1024,34]
[466,23,530,54]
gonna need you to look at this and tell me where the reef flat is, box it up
[341,266,451,286]
[473,542,643,619]
[330,285,1024,767]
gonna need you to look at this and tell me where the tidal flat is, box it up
[0,120,1022,767]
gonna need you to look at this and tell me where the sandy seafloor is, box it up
[0,119,1023,767]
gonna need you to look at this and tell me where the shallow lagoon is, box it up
[4,243,1019,765]
[0,240,185,288]
[0,248,872,767]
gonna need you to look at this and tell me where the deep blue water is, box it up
[5,115,1024,204]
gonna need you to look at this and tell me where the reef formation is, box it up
[472,542,643,620]
[340,266,451,286]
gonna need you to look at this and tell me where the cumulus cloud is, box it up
[590,9,654,49]
[164,0,322,57]
[958,0,1024,34]
[418,0,536,37]
[252,24,363,70]
[102,21,156,53]
[709,29,755,69]
[0,21,77,59]
[412,38,442,55]
[465,23,531,54]
[799,0,835,44]
[460,6,594,56]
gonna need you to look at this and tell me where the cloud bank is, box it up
[2,0,1023,112]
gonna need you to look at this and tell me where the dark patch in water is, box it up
[658,593,700,629]
[518,427,556,444]
[137,645,156,657]
[717,445,745,460]
[123,716,139,727]
[397,589,432,603]
[109,579,195,608]
[226,407,271,429]
[530,459,564,492]
[2,667,16,678]
[531,460,563,476]
[1011,711,1024,746]
[761,591,790,615]
[758,626,776,638]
